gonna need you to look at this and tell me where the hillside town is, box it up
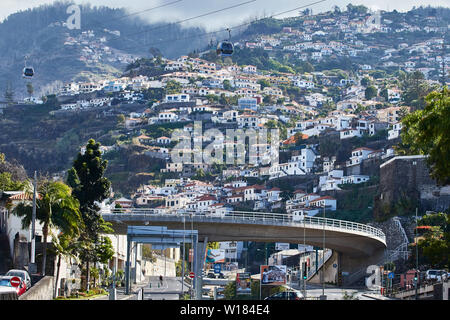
[0,3,449,302]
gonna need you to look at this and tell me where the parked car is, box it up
[425,269,447,282]
[217,272,226,279]
[6,269,31,290]
[0,276,27,297]
[264,290,304,300]
[206,272,216,279]
[0,286,18,300]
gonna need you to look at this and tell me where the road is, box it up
[289,283,381,300]
[143,276,190,300]
[110,276,383,300]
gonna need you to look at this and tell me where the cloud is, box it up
[1,0,449,30]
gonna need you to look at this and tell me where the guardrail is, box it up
[102,208,386,244]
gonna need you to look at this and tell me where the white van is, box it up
[425,269,447,282]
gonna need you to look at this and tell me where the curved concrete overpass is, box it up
[103,209,386,258]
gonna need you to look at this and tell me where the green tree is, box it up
[360,77,371,87]
[13,180,81,275]
[397,87,450,185]
[52,232,79,297]
[3,81,14,104]
[223,80,232,91]
[67,139,114,290]
[365,86,377,100]
[257,79,271,90]
[165,80,182,95]
[0,172,25,191]
[26,82,34,99]
[400,71,437,111]
[416,212,449,269]
[223,281,237,300]
[380,88,389,101]
[117,114,125,126]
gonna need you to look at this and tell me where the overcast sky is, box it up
[1,0,449,29]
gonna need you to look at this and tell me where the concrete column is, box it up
[134,242,138,284]
[125,236,131,295]
[195,237,208,300]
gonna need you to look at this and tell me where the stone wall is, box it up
[19,276,54,300]
[369,217,409,251]
[13,238,29,269]
[142,255,177,277]
[374,156,450,220]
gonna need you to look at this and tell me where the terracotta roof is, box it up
[310,196,336,202]
[196,195,216,201]
[210,203,225,207]
[353,147,375,152]
[8,193,36,201]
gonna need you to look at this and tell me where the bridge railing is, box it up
[103,208,386,244]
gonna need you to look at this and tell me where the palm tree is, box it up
[52,232,80,298]
[13,180,81,276]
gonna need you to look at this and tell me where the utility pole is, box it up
[440,36,446,86]
[30,171,37,274]
[415,207,419,300]
[303,214,307,298]
[181,215,185,297]
[190,212,194,300]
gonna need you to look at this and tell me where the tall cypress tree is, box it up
[67,139,114,291]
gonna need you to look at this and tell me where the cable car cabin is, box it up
[23,67,34,79]
[216,41,233,57]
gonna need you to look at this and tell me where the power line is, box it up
[106,0,258,43]
[113,0,184,21]
[23,0,185,61]
[114,0,327,53]
[25,0,328,71]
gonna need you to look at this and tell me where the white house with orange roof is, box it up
[242,65,257,74]
[309,196,337,211]
[187,194,217,212]
[297,193,321,206]
[347,147,376,167]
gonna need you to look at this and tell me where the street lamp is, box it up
[256,245,268,301]
[303,213,307,298]
[30,171,37,275]
[181,215,185,297]
[320,202,327,300]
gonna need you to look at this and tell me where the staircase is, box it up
[307,249,332,281]
[345,217,410,286]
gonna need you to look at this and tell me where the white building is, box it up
[388,122,403,140]
[164,94,190,103]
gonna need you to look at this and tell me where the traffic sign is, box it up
[214,264,221,274]
[388,272,394,279]
[189,272,195,279]
[10,276,21,287]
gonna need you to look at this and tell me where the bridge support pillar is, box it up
[341,248,386,286]
[194,237,208,300]
[125,237,131,295]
